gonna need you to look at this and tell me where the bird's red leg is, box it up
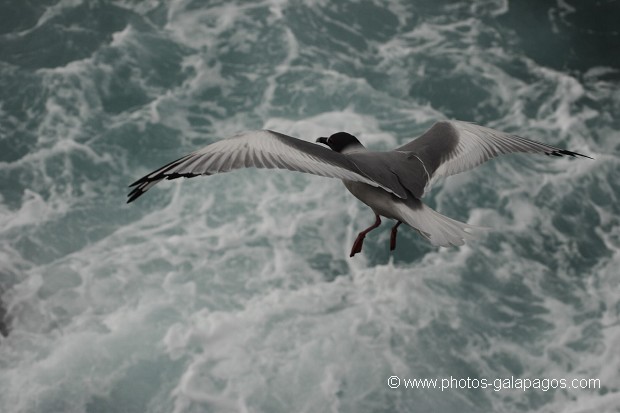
[390,221,402,251]
[350,214,381,257]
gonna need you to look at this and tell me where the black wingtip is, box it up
[126,186,144,203]
[126,176,154,203]
[127,172,203,204]
[575,152,594,160]
[545,149,593,159]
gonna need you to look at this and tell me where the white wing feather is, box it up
[399,121,591,196]
[128,130,400,202]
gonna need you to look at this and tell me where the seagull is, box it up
[128,121,591,257]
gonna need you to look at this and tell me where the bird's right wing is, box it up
[128,130,406,203]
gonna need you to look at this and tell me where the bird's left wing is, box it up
[396,120,592,196]
[128,130,406,203]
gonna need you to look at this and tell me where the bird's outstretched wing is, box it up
[396,120,592,195]
[128,130,407,203]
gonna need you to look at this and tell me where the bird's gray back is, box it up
[347,151,429,199]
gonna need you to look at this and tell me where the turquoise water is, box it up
[1,0,619,412]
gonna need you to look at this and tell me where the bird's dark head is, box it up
[316,132,364,153]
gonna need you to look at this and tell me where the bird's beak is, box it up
[316,137,328,145]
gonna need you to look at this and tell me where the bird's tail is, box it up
[396,201,486,247]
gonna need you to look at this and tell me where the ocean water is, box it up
[1,0,619,412]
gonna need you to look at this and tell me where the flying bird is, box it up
[128,121,591,257]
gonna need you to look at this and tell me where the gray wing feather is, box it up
[127,130,405,202]
[396,120,591,196]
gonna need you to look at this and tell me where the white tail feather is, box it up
[397,202,485,247]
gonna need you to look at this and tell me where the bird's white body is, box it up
[343,178,480,246]
[343,180,401,220]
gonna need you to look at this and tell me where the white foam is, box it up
[1,1,617,412]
